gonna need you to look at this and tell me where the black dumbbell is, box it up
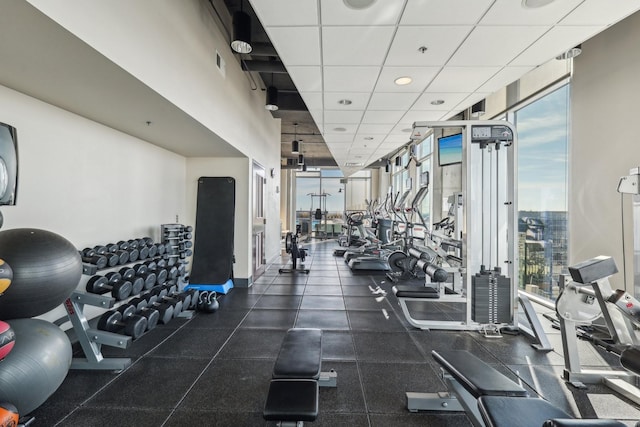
[127,239,139,250]
[97,309,147,339]
[137,244,149,260]
[118,301,159,332]
[183,232,193,240]
[103,272,133,300]
[134,263,157,289]
[147,243,158,258]
[185,226,193,232]
[86,274,132,300]
[80,248,108,269]
[119,267,145,295]
[143,237,154,246]
[145,261,168,285]
[116,240,130,251]
[139,292,175,324]
[183,288,200,310]
[93,245,119,267]
[149,286,184,316]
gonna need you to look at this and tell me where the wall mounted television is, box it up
[438,133,462,166]
[0,122,18,205]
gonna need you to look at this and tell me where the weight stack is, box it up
[471,268,511,324]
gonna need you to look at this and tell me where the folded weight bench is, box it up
[263,328,337,426]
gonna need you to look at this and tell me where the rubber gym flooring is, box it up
[32,240,640,426]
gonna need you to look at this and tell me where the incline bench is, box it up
[405,350,629,427]
[263,328,337,426]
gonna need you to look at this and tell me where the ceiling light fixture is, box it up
[385,159,391,173]
[338,99,352,106]
[395,156,401,167]
[291,123,300,154]
[265,86,279,111]
[333,127,347,132]
[556,44,582,60]
[364,137,374,140]
[343,0,377,10]
[430,99,445,105]
[394,76,413,86]
[298,154,305,166]
[471,99,486,117]
[418,46,428,54]
[231,1,252,54]
[521,0,556,8]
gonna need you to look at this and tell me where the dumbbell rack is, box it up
[63,291,132,371]
[161,223,192,287]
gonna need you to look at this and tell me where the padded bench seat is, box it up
[432,350,528,398]
[393,285,441,299]
[273,328,322,380]
[263,379,319,422]
[478,396,627,427]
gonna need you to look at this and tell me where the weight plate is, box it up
[106,253,119,267]
[131,276,145,295]
[117,240,129,250]
[117,304,136,318]
[105,271,122,284]
[86,275,108,294]
[128,248,140,262]
[106,243,119,253]
[139,246,149,260]
[128,239,139,249]
[117,250,130,265]
[144,237,154,246]
[147,245,158,258]
[119,267,135,280]
[156,243,166,255]
[93,245,108,255]
[143,309,160,331]
[185,226,193,232]
[113,281,133,301]
[124,315,147,339]
[98,310,122,332]
[133,263,147,275]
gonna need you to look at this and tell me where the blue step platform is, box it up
[185,278,234,294]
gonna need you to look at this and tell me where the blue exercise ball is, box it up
[0,318,72,415]
[0,228,82,320]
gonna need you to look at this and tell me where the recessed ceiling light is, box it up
[430,99,445,105]
[521,0,555,8]
[418,46,428,54]
[333,127,347,132]
[364,136,374,140]
[394,76,413,86]
[343,0,376,10]
[338,99,352,106]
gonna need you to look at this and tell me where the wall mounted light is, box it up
[302,163,307,172]
[298,154,305,166]
[556,44,582,60]
[395,156,401,167]
[231,2,252,54]
[384,159,391,173]
[471,99,486,117]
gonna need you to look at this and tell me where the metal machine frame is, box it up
[397,120,519,331]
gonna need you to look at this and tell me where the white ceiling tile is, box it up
[380,141,403,150]
[385,26,472,66]
[448,26,550,66]
[560,0,640,26]
[511,26,602,66]
[323,66,380,92]
[353,135,384,146]
[427,66,501,92]
[324,124,359,134]
[477,67,532,93]
[481,0,583,26]
[299,92,323,110]
[374,66,440,92]
[401,110,449,126]
[266,27,321,65]
[453,92,489,112]
[322,26,395,66]
[362,110,405,124]
[384,134,413,144]
[325,134,355,143]
[357,123,395,134]
[287,66,322,92]
[323,110,364,123]
[324,92,371,110]
[368,92,420,110]
[251,0,318,26]
[401,0,494,25]
[413,92,470,110]
[320,0,405,25]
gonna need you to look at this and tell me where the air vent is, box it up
[216,50,226,78]
[344,162,364,167]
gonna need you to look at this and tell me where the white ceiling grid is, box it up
[250,0,640,176]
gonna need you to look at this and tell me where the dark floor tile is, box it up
[253,295,302,309]
[186,308,248,329]
[270,276,308,285]
[322,331,356,360]
[344,295,393,311]
[54,407,171,427]
[150,327,232,358]
[370,413,472,427]
[165,410,265,427]
[339,276,376,285]
[239,309,297,330]
[353,331,426,362]
[304,285,343,295]
[507,363,578,415]
[313,412,370,427]
[177,359,274,413]
[99,325,177,358]
[359,361,442,413]
[28,402,78,427]
[85,357,210,409]
[245,283,271,294]
[410,331,501,363]
[217,329,286,359]
[295,310,350,330]
[341,285,380,296]
[264,284,306,295]
[348,310,406,332]
[307,271,341,278]
[475,333,565,366]
[41,369,122,405]
[301,295,346,310]
[317,361,367,413]
[217,292,262,309]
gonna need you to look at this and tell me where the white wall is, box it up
[570,11,640,288]
[0,84,186,321]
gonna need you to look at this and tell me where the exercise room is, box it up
[1,0,640,426]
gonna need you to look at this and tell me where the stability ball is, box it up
[0,402,19,426]
[0,320,15,360]
[0,228,82,320]
[0,318,72,415]
[0,258,12,295]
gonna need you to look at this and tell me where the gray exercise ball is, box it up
[0,318,72,415]
[0,228,82,320]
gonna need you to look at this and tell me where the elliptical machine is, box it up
[279,225,310,274]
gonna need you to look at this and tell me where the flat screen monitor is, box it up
[0,123,18,205]
[438,133,462,166]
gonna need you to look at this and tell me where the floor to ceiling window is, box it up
[295,169,347,239]
[512,83,570,298]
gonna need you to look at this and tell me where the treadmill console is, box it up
[471,125,513,143]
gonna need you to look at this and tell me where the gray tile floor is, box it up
[31,240,640,426]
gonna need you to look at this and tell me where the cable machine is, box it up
[308,192,330,240]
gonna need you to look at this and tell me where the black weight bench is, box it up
[263,328,337,426]
[406,349,630,427]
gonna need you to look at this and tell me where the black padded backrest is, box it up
[190,177,235,285]
[273,328,322,379]
[620,347,640,375]
[432,350,528,398]
[543,419,627,427]
[478,396,570,427]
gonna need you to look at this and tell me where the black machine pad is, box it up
[432,350,528,398]
[273,328,322,379]
[393,285,440,299]
[568,256,618,284]
[478,396,571,427]
[620,347,640,376]
[190,177,235,285]
[543,419,627,427]
[263,379,319,422]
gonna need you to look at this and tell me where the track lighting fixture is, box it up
[291,123,300,153]
[231,1,252,54]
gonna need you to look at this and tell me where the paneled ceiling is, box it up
[238,0,640,176]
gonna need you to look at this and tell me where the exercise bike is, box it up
[278,227,310,274]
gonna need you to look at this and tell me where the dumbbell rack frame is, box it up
[63,291,132,371]
[161,223,191,285]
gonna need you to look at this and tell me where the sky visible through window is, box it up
[516,85,569,212]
